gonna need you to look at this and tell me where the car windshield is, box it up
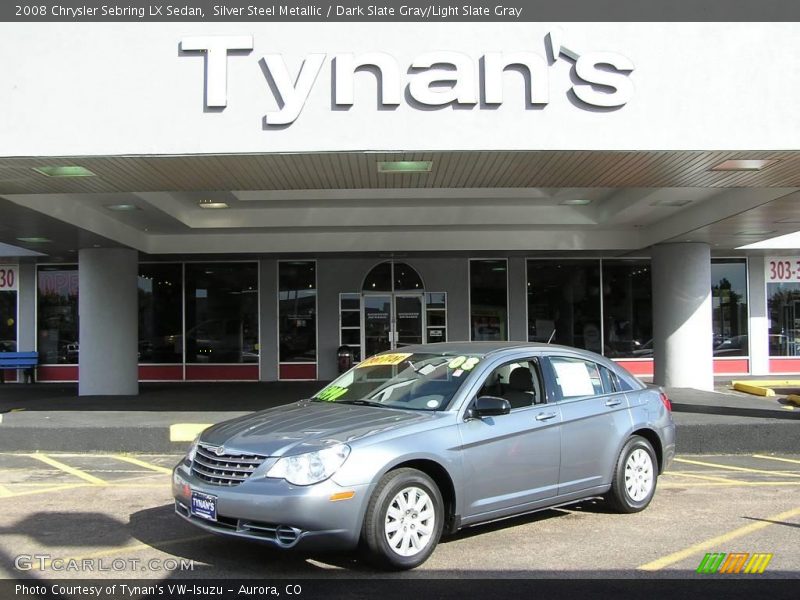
[311,352,483,411]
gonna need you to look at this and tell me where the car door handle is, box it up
[535,412,558,421]
[605,399,622,407]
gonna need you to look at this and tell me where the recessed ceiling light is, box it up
[16,237,51,243]
[710,159,777,171]
[736,230,776,236]
[33,165,96,177]
[652,199,692,207]
[105,203,141,211]
[377,161,433,174]
[198,200,229,209]
[559,199,592,206]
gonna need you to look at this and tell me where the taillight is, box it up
[659,391,672,412]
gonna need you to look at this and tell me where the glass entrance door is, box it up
[362,294,425,357]
[394,295,424,348]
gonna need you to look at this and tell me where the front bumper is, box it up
[172,462,371,551]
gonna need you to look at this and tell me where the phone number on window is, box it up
[766,257,800,282]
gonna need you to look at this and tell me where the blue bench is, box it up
[0,351,38,383]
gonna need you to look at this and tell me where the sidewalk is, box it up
[0,381,797,453]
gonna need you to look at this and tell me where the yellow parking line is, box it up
[38,534,212,569]
[660,481,800,488]
[674,457,800,478]
[0,483,92,498]
[638,506,800,571]
[111,455,173,474]
[665,472,748,485]
[0,483,12,497]
[752,454,800,466]
[27,454,108,486]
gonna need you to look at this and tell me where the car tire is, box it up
[361,468,444,570]
[606,435,658,513]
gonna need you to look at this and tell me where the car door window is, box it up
[478,359,545,410]
[549,356,605,400]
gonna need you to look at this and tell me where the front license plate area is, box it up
[190,490,217,522]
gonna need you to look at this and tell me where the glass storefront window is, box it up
[279,262,317,363]
[602,260,652,358]
[339,293,362,363]
[711,259,749,357]
[527,260,601,352]
[425,292,447,343]
[767,282,800,356]
[470,259,508,341]
[185,263,258,364]
[0,290,16,352]
[37,265,79,364]
[138,264,183,363]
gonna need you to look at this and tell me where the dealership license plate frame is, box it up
[190,490,218,522]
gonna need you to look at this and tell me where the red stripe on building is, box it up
[279,363,317,380]
[713,359,749,375]
[613,359,653,377]
[185,364,259,381]
[769,358,800,374]
[37,365,79,382]
[138,365,184,381]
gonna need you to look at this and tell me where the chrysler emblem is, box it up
[214,446,226,456]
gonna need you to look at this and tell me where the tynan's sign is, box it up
[180,29,635,126]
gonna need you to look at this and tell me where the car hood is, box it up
[201,401,436,457]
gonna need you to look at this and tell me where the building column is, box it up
[507,256,528,341]
[747,257,769,375]
[17,261,36,352]
[259,258,278,382]
[652,243,713,390]
[78,248,138,396]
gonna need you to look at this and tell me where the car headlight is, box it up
[265,444,351,486]
[184,435,200,465]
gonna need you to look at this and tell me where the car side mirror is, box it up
[469,396,511,418]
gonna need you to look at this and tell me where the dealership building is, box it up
[1,22,799,395]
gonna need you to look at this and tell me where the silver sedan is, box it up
[173,342,675,570]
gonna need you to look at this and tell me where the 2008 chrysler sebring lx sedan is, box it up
[173,342,675,569]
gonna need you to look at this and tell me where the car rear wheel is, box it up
[361,468,444,570]
[607,435,658,513]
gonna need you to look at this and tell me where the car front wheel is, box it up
[607,435,658,513]
[361,468,444,570]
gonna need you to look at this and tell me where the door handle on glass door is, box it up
[535,412,557,421]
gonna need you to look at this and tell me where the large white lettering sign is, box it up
[180,29,635,126]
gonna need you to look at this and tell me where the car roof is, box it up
[389,341,583,357]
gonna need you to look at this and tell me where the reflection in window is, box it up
[470,260,508,341]
[711,260,749,357]
[767,282,800,356]
[602,261,652,358]
[37,266,79,364]
[279,262,317,363]
[394,262,423,291]
[362,262,392,291]
[339,293,362,363]
[0,290,16,352]
[527,261,601,351]
[185,263,258,364]
[138,264,183,363]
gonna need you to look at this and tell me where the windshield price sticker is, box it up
[357,353,413,368]
[316,386,349,402]
[766,257,800,282]
[448,356,480,371]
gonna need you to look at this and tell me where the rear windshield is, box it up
[312,352,483,411]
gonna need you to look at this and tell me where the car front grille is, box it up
[191,443,267,486]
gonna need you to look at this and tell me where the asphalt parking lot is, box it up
[0,453,798,579]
